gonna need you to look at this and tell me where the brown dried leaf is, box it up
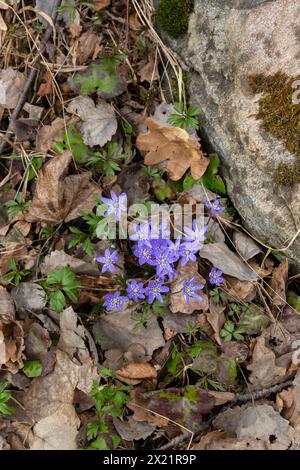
[25,151,101,224]
[136,118,209,181]
[37,72,53,97]
[208,391,235,406]
[113,416,154,441]
[40,250,100,276]
[92,0,110,10]
[170,261,208,314]
[0,243,28,275]
[0,319,25,373]
[72,31,100,65]
[205,301,226,345]
[116,362,157,385]
[226,276,256,302]
[247,336,287,390]
[0,68,26,109]
[276,387,300,426]
[25,306,98,449]
[67,96,117,147]
[268,259,288,306]
[36,117,66,153]
[92,305,164,356]
[127,389,169,428]
[138,53,160,83]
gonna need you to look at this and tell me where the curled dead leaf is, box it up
[205,301,226,345]
[268,259,288,306]
[116,362,157,385]
[0,319,25,373]
[136,118,209,181]
[25,151,101,225]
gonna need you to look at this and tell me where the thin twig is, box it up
[234,379,294,403]
[158,379,294,450]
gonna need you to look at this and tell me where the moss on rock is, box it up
[157,0,193,38]
[249,72,300,185]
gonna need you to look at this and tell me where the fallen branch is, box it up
[158,379,294,450]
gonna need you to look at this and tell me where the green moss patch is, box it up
[249,72,300,184]
[157,0,193,38]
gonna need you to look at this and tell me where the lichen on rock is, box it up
[157,0,193,38]
[249,72,300,184]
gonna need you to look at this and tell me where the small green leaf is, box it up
[89,436,109,450]
[200,154,226,195]
[23,360,42,378]
[49,289,66,313]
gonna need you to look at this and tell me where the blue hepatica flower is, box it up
[133,242,154,265]
[209,267,225,286]
[102,191,127,221]
[167,239,182,262]
[96,248,119,273]
[205,199,225,216]
[182,277,204,304]
[126,280,145,302]
[183,219,208,249]
[103,291,128,312]
[129,222,151,245]
[180,243,199,266]
[145,280,169,304]
[154,250,177,280]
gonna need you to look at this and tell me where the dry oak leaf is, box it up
[116,362,157,385]
[136,118,209,181]
[25,151,101,224]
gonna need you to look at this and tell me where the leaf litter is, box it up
[0,0,299,452]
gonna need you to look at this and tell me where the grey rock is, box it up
[200,242,258,281]
[12,282,47,313]
[158,0,300,265]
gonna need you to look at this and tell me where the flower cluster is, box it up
[130,219,207,281]
[97,192,225,313]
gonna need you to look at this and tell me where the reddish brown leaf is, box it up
[136,118,209,181]
[116,363,157,385]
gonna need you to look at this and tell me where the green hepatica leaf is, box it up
[200,154,226,195]
[238,304,270,335]
[182,154,226,195]
[138,387,215,431]
[69,60,127,99]
[23,359,42,378]
[49,289,66,313]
